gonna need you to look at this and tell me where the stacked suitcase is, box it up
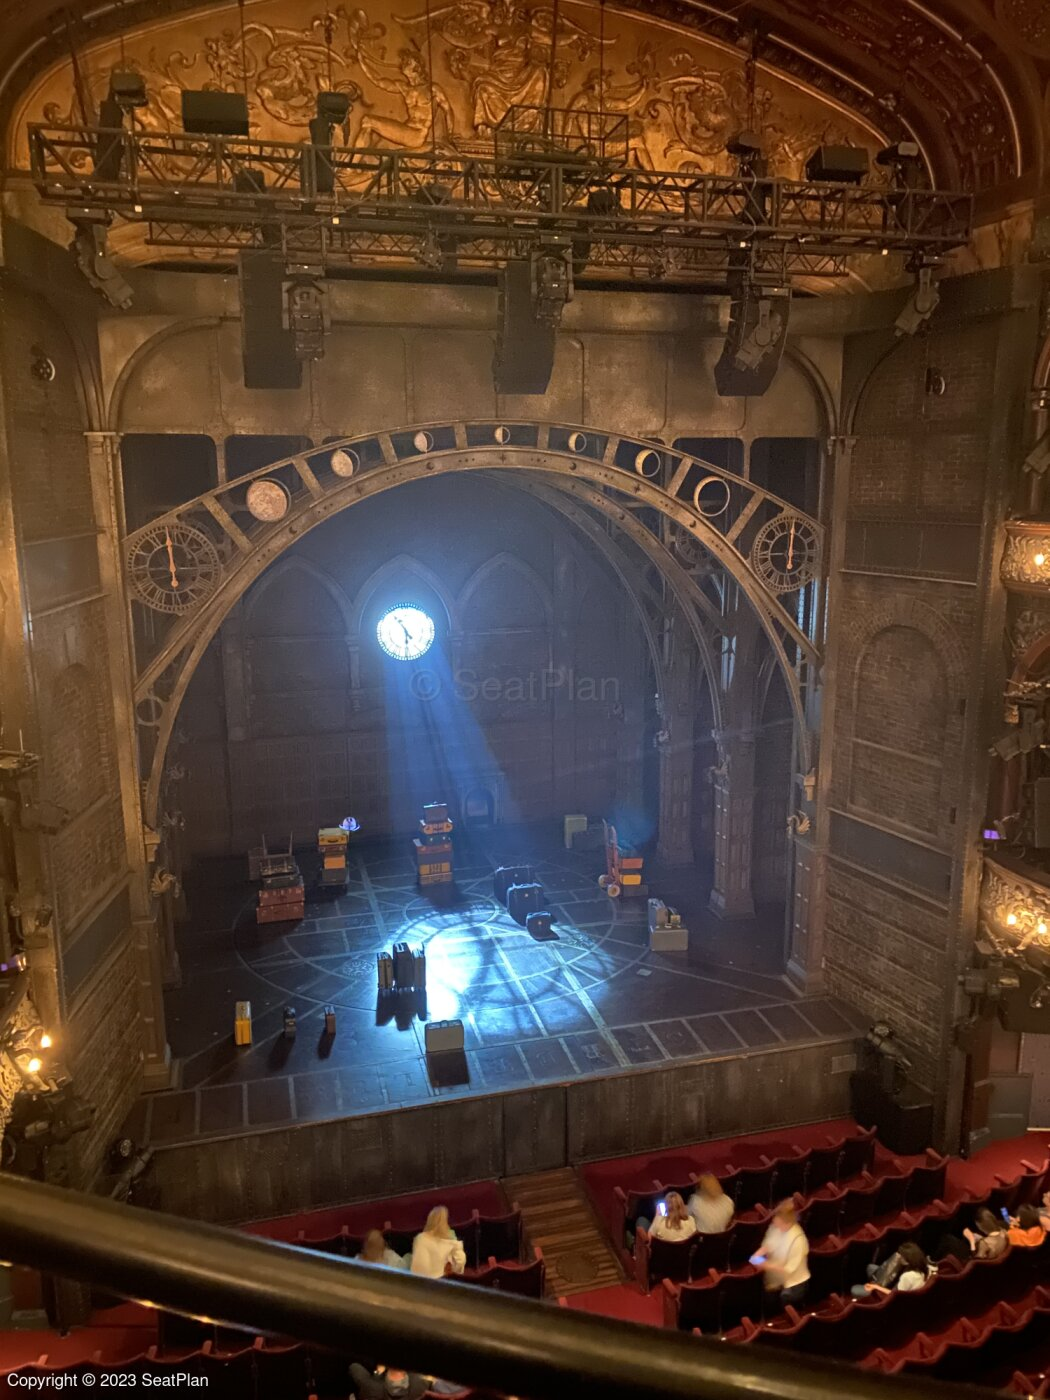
[377,944,426,994]
[414,801,454,887]
[257,869,305,924]
[317,826,349,887]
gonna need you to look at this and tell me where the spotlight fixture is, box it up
[875,140,923,187]
[895,265,940,336]
[726,129,767,177]
[94,72,146,182]
[69,218,134,310]
[305,90,355,196]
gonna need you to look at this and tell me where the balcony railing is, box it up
[0,1173,988,1399]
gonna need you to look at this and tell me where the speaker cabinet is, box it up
[181,89,250,136]
[238,251,301,390]
[493,261,555,396]
[713,288,789,397]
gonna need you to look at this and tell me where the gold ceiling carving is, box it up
[10,0,882,176]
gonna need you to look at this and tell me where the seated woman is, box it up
[851,1241,934,1297]
[936,1207,1009,1264]
[359,1228,408,1269]
[1007,1204,1047,1248]
[688,1174,735,1235]
[755,1199,810,1309]
[647,1191,698,1242]
[410,1206,467,1278]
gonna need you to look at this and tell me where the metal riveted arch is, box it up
[126,422,823,820]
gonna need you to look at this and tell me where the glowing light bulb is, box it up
[1035,553,1046,567]
[1006,913,1017,925]
[26,1057,42,1074]
[39,1033,51,1049]
[1039,921,1047,936]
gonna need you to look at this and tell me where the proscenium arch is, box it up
[130,423,822,820]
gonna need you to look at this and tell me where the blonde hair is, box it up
[424,1205,453,1239]
[665,1191,689,1228]
[773,1199,798,1227]
[360,1229,387,1263]
[698,1173,723,1199]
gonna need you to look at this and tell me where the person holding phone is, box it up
[1007,1203,1047,1248]
[647,1191,698,1242]
[935,1207,1009,1264]
[755,1199,810,1310]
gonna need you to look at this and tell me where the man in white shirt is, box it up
[755,1199,810,1308]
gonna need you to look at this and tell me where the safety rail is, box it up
[0,1173,989,1400]
[27,125,973,280]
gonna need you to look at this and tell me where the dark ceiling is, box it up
[0,0,1046,198]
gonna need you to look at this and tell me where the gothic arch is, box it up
[458,553,553,631]
[243,555,352,638]
[349,554,457,639]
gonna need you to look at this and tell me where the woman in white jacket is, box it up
[410,1206,467,1278]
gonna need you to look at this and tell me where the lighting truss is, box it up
[29,124,973,286]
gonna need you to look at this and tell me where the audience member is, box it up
[851,1242,934,1297]
[936,1208,1009,1265]
[688,1174,735,1235]
[755,1199,810,1308]
[1007,1204,1047,1248]
[647,1191,698,1242]
[349,1364,428,1400]
[1039,1191,1050,1232]
[360,1228,408,1269]
[410,1206,467,1278]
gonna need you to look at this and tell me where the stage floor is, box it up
[129,830,865,1148]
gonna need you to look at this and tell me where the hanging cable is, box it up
[324,9,334,91]
[424,0,436,143]
[545,0,562,143]
[598,0,606,119]
[238,0,249,99]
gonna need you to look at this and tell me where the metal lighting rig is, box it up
[29,110,972,288]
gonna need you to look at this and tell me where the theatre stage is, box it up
[127,827,864,1158]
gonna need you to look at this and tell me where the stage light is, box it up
[1007,913,1018,925]
[39,1033,52,1049]
[26,1057,42,1074]
[377,605,435,661]
[895,266,939,336]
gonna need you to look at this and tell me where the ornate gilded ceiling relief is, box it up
[11,0,882,174]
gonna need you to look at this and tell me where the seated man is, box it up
[350,1365,428,1400]
[688,1174,735,1235]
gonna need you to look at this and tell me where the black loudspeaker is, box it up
[713,287,789,397]
[804,145,870,183]
[181,89,250,136]
[493,261,555,395]
[238,251,301,390]
[1032,776,1050,847]
[998,968,1050,1033]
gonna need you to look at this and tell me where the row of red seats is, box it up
[727,1237,1050,1363]
[635,1148,949,1291]
[10,1336,480,1399]
[863,1291,1050,1386]
[613,1125,878,1252]
[1008,1369,1050,1397]
[290,1207,524,1271]
[659,1169,1020,1335]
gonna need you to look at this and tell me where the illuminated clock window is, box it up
[376,605,436,661]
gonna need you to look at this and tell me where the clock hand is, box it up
[786,521,796,573]
[164,529,179,591]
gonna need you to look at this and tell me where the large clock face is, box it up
[751,512,820,595]
[377,605,436,661]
